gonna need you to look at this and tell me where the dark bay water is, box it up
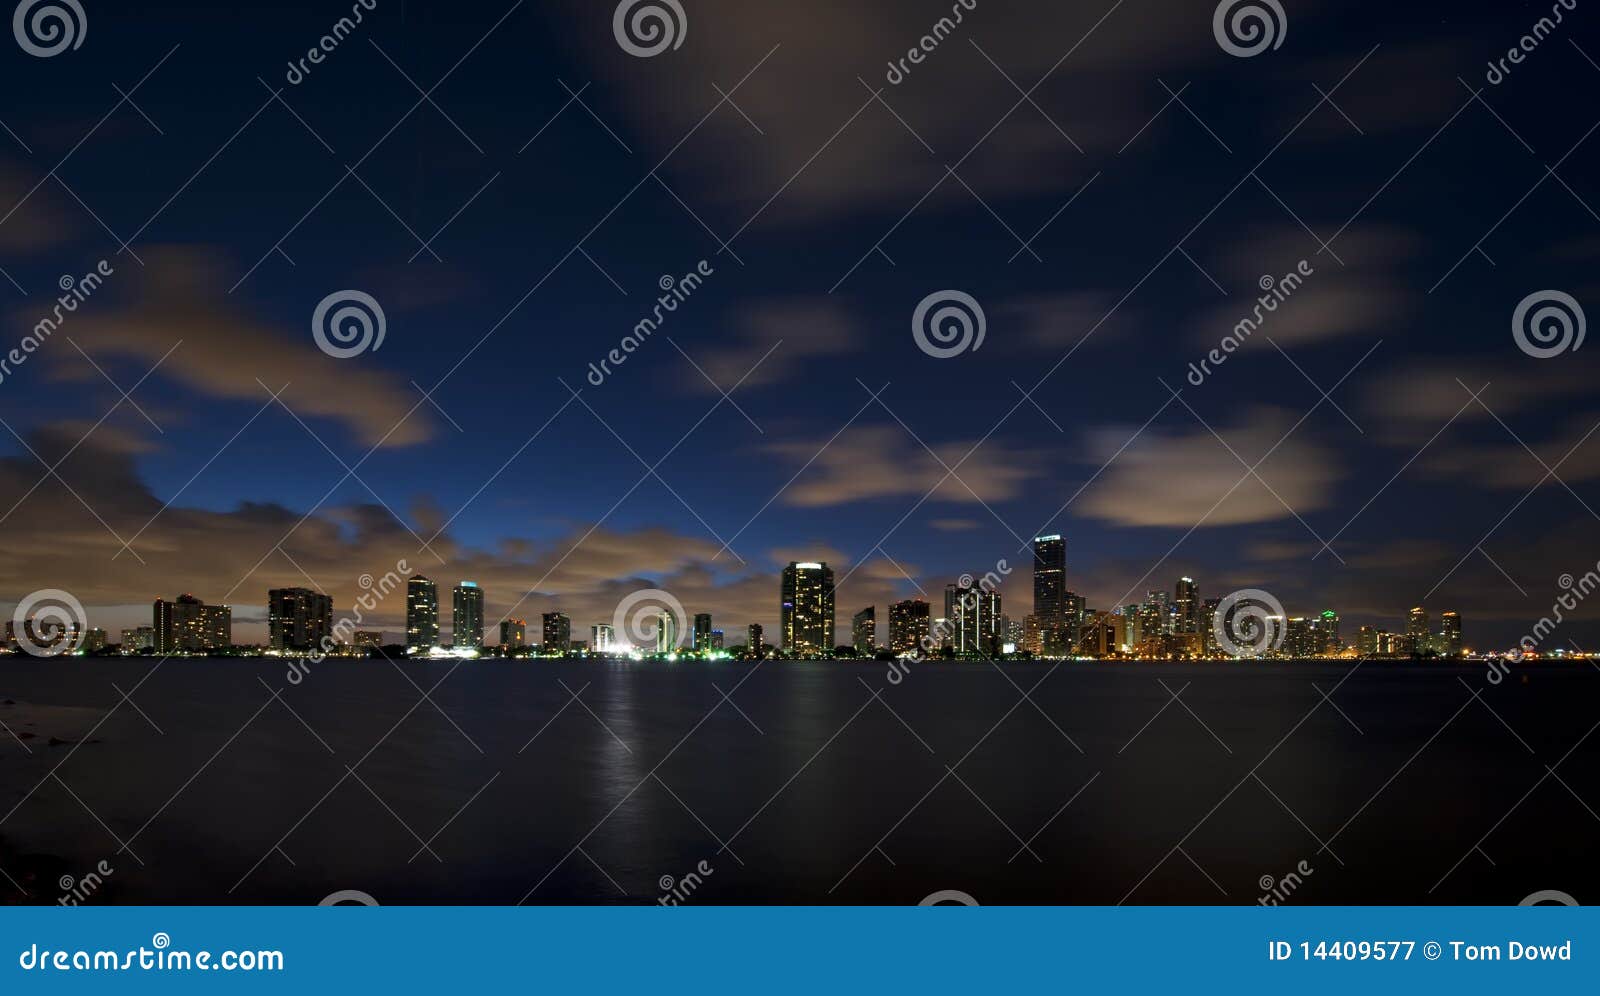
[0,657,1595,905]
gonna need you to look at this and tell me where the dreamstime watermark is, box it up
[883,0,978,86]
[918,889,980,905]
[912,290,986,359]
[57,860,113,906]
[1186,260,1312,386]
[318,889,380,906]
[613,0,685,58]
[18,935,284,972]
[13,0,85,57]
[613,588,689,652]
[1492,562,1600,681]
[283,0,377,85]
[1213,588,1286,658]
[312,290,386,359]
[1512,290,1584,359]
[0,260,114,390]
[11,588,87,657]
[1519,889,1579,906]
[888,561,1011,682]
[1213,0,1286,58]
[656,859,713,905]
[285,559,408,684]
[1257,858,1313,905]
[1485,0,1577,85]
[586,261,713,387]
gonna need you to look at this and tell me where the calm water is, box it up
[0,657,1595,905]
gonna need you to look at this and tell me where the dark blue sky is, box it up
[2,0,1598,646]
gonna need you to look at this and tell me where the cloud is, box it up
[564,0,1348,222]
[0,423,911,645]
[1077,407,1341,527]
[27,247,434,448]
[1198,224,1418,348]
[768,425,1040,507]
[686,297,860,392]
[0,162,76,253]
[1001,292,1133,352]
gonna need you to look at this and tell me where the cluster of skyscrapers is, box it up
[7,542,1467,660]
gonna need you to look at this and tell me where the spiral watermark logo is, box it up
[151,932,170,950]
[13,0,85,57]
[613,588,688,652]
[318,889,379,906]
[918,889,980,906]
[1512,290,1584,359]
[613,0,685,57]
[312,290,386,359]
[1213,0,1286,57]
[1213,588,1286,657]
[12,588,86,656]
[912,290,986,358]
[1519,889,1579,906]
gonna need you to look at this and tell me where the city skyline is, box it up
[4,542,1482,658]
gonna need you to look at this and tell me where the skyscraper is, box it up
[542,611,570,653]
[1406,607,1429,654]
[267,587,333,652]
[945,578,1002,657]
[592,623,614,653]
[1315,610,1340,655]
[656,611,679,653]
[1356,625,1378,656]
[452,582,484,649]
[1030,538,1068,624]
[406,575,440,652]
[851,607,876,655]
[746,623,764,658]
[1174,577,1198,634]
[780,562,835,656]
[154,594,232,653]
[693,613,713,653]
[888,599,930,655]
[1200,598,1221,653]
[500,619,526,650]
[1440,611,1462,656]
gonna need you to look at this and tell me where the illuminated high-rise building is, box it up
[656,612,679,653]
[852,606,876,655]
[1174,577,1198,634]
[452,582,484,650]
[945,578,1002,657]
[1356,625,1378,656]
[405,576,440,652]
[267,587,333,651]
[154,594,232,653]
[542,611,570,653]
[1406,606,1429,654]
[1440,611,1462,656]
[1200,598,1221,653]
[889,599,930,655]
[1313,610,1340,655]
[746,623,764,658]
[780,562,835,656]
[1032,534,1066,627]
[500,619,526,650]
[592,623,614,653]
[693,613,713,653]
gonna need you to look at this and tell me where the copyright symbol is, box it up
[1423,941,1441,960]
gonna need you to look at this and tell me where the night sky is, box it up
[1,0,1598,648]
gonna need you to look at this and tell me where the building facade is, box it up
[267,587,333,652]
[888,598,930,655]
[851,606,875,656]
[780,562,835,656]
[452,582,484,649]
[405,575,440,651]
[542,611,570,653]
